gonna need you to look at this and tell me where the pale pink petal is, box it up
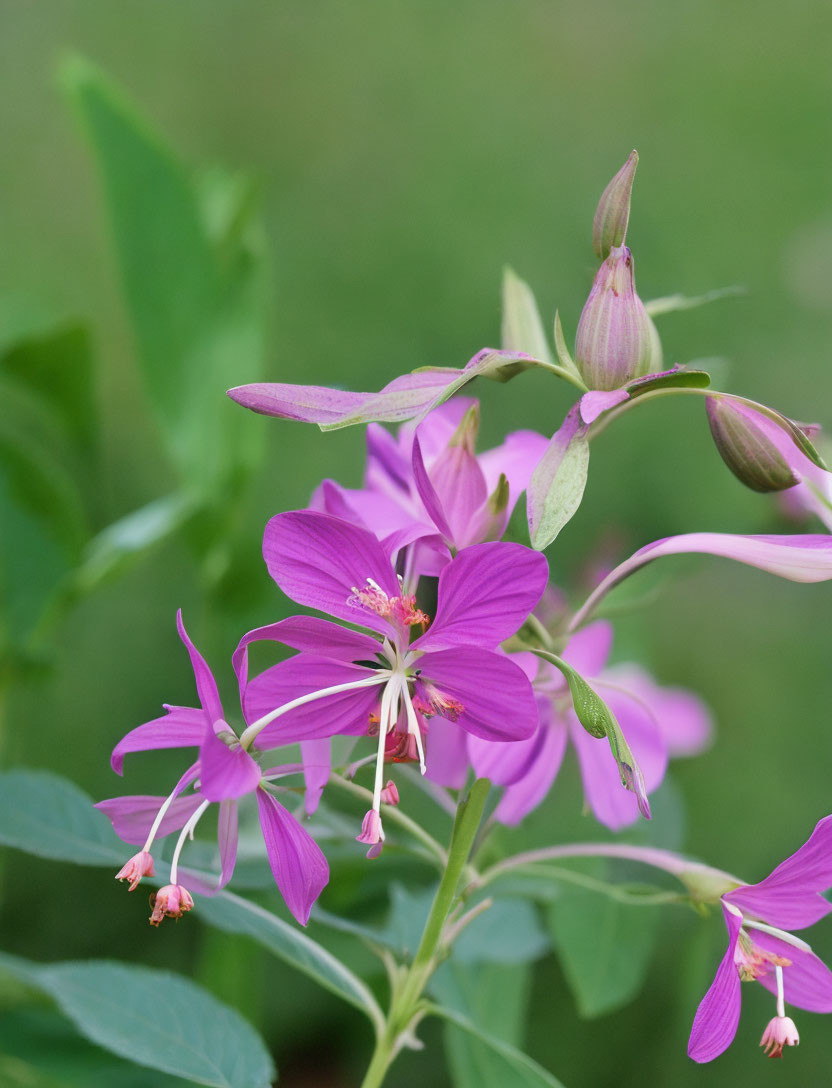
[603,663,713,757]
[494,710,569,825]
[751,930,832,1012]
[300,737,331,816]
[217,799,238,889]
[95,793,204,846]
[424,716,470,788]
[562,620,613,677]
[579,389,630,424]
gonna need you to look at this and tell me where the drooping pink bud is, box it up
[380,781,400,806]
[115,851,155,892]
[760,1016,799,1058]
[149,883,194,927]
[574,246,660,391]
[356,808,383,845]
[593,150,638,259]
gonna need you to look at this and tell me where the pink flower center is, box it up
[734,932,792,981]
[349,579,430,628]
[412,685,465,722]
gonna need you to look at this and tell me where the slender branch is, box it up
[587,384,711,440]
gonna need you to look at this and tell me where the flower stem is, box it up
[358,778,491,1088]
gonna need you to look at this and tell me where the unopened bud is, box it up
[449,402,480,454]
[149,883,194,927]
[706,396,805,493]
[575,246,658,390]
[380,781,400,805]
[593,151,638,259]
[760,1016,799,1058]
[115,850,155,892]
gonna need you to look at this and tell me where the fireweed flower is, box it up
[688,815,832,1062]
[96,612,329,926]
[311,399,548,563]
[468,620,710,830]
[231,511,548,851]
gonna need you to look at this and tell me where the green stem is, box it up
[359,778,491,1088]
[327,773,449,868]
[587,384,711,440]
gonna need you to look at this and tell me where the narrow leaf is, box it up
[644,285,745,317]
[428,1003,566,1087]
[501,269,554,364]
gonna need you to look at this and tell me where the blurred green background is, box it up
[2,2,832,1085]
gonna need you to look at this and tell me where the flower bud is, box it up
[593,151,638,259]
[149,883,194,927]
[760,1016,799,1058]
[575,246,658,390]
[706,397,804,493]
[379,781,400,806]
[115,850,155,892]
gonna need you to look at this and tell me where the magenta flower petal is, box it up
[423,717,469,788]
[232,617,381,700]
[217,799,239,890]
[415,541,548,651]
[199,720,262,802]
[562,619,613,677]
[263,511,401,636]
[688,906,744,1063]
[421,438,489,548]
[244,655,379,746]
[300,737,331,816]
[415,647,539,742]
[95,793,205,846]
[750,930,832,1013]
[468,721,545,786]
[494,711,569,826]
[723,814,832,930]
[256,787,329,926]
[110,705,206,775]
[411,433,454,542]
[176,611,223,725]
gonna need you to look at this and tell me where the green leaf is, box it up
[0,953,274,1088]
[527,409,589,551]
[552,310,584,383]
[644,285,745,317]
[74,492,196,595]
[454,898,550,965]
[60,55,267,493]
[197,890,384,1027]
[546,860,657,1017]
[428,1002,566,1087]
[432,960,533,1088]
[501,269,554,364]
[531,651,650,817]
[626,368,711,398]
[0,769,384,1029]
[0,769,125,867]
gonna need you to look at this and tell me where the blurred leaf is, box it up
[1,321,96,451]
[428,1001,565,1087]
[0,953,275,1088]
[74,492,196,595]
[197,890,384,1026]
[0,769,124,867]
[546,859,658,1018]
[454,898,550,965]
[432,960,533,1088]
[382,882,436,957]
[0,769,384,1028]
[501,268,554,364]
[60,54,267,495]
[644,285,745,318]
[0,1008,184,1087]
[626,368,711,398]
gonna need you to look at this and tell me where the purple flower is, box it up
[468,620,709,830]
[310,399,548,562]
[97,612,329,926]
[688,815,832,1062]
[232,510,548,849]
